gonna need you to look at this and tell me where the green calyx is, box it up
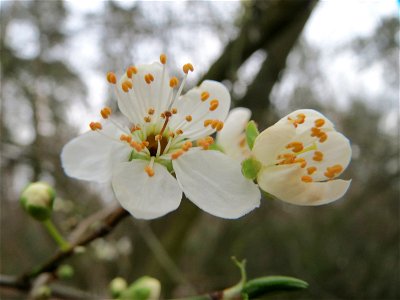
[245,120,259,150]
[241,157,262,180]
[20,182,55,221]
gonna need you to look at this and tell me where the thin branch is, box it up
[14,205,129,289]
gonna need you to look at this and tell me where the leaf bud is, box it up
[109,277,127,298]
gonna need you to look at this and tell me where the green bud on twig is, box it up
[20,182,55,221]
[121,276,161,300]
[110,277,128,298]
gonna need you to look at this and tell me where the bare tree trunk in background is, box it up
[148,0,319,295]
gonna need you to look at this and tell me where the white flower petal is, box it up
[61,125,130,182]
[299,131,352,181]
[173,150,260,219]
[252,122,296,166]
[169,80,231,140]
[116,62,169,123]
[276,109,335,134]
[217,107,251,161]
[257,164,351,206]
[112,161,182,219]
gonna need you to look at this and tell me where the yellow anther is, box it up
[205,136,214,144]
[211,120,219,129]
[201,91,210,101]
[119,134,132,143]
[204,119,213,127]
[312,151,324,162]
[148,108,155,115]
[121,81,132,93]
[301,175,313,183]
[171,150,184,160]
[155,134,162,141]
[311,127,321,137]
[106,72,117,84]
[286,141,304,153]
[215,121,224,131]
[176,129,183,135]
[126,66,138,78]
[315,118,325,128]
[319,132,328,143]
[130,141,143,152]
[160,112,166,119]
[294,158,307,168]
[171,108,178,114]
[141,141,149,148]
[185,115,192,122]
[182,141,193,151]
[307,166,317,175]
[209,99,219,111]
[183,63,194,74]
[160,54,167,64]
[197,136,214,150]
[100,107,112,119]
[145,73,154,84]
[144,116,151,123]
[288,113,306,128]
[144,165,155,177]
[89,122,102,131]
[169,77,179,88]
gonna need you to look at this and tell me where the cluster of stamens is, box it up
[277,114,343,183]
[93,54,227,177]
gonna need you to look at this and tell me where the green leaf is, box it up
[241,158,262,180]
[242,276,308,298]
[245,121,259,150]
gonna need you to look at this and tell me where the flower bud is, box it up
[57,264,74,279]
[20,182,55,221]
[109,277,127,298]
[121,276,161,300]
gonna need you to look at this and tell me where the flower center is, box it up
[146,134,169,157]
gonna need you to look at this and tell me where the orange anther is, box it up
[182,141,193,151]
[144,165,155,177]
[294,158,307,168]
[211,119,219,129]
[106,72,117,84]
[160,112,166,119]
[319,132,328,143]
[215,121,224,131]
[144,116,151,123]
[100,107,112,119]
[148,108,155,115]
[141,141,149,148]
[301,175,313,183]
[311,127,321,137]
[160,54,167,65]
[185,115,192,122]
[169,77,179,88]
[171,150,184,160]
[121,81,132,93]
[315,118,325,128]
[204,119,213,127]
[201,91,210,101]
[126,66,138,78]
[168,132,175,138]
[176,129,183,135]
[171,108,178,114]
[183,63,194,74]
[286,141,304,153]
[307,166,317,175]
[155,134,162,141]
[145,74,154,84]
[130,141,143,152]
[209,99,219,111]
[89,122,102,131]
[312,151,324,161]
[205,136,214,144]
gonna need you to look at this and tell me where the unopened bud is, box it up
[121,276,161,300]
[20,182,55,221]
[57,264,74,279]
[110,277,127,298]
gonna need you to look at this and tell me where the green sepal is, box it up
[209,142,224,152]
[245,120,259,150]
[242,276,308,298]
[241,158,262,180]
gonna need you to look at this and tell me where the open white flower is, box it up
[217,107,252,162]
[61,55,260,219]
[252,109,352,205]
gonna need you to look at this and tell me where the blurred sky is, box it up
[4,0,398,131]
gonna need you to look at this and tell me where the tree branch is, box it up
[12,205,129,290]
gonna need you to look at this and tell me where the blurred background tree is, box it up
[1,0,398,299]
